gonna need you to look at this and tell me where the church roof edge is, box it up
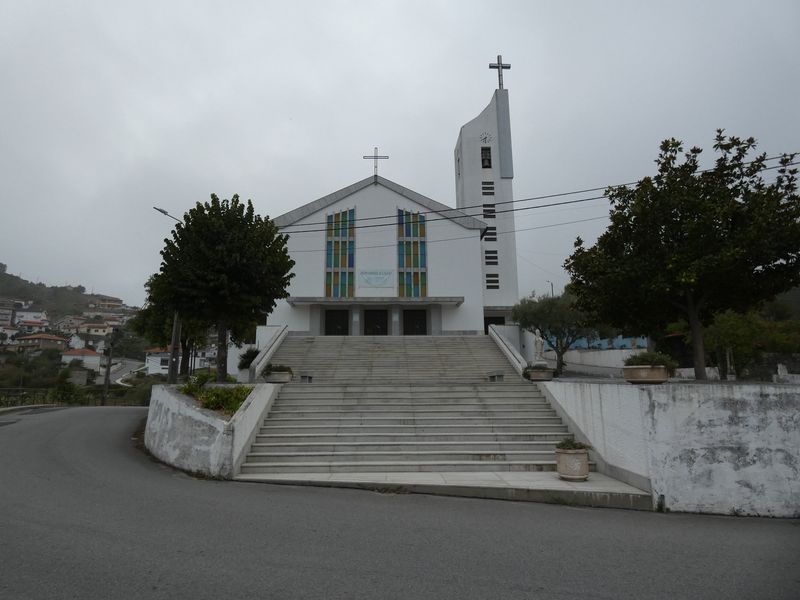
[274,175,486,231]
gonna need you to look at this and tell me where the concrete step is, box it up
[259,423,569,434]
[250,441,560,453]
[269,406,556,420]
[239,460,577,474]
[263,416,563,426]
[247,450,558,463]
[256,432,573,443]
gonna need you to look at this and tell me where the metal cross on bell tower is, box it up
[363,146,389,178]
[489,54,511,89]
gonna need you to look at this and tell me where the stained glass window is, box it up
[325,208,355,298]
[397,207,427,298]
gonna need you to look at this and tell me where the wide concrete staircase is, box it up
[238,336,581,475]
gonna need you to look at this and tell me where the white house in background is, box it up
[68,333,107,354]
[16,320,47,334]
[61,348,102,372]
[265,80,520,337]
[14,309,48,326]
[145,347,212,376]
[77,321,114,336]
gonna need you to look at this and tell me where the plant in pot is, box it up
[523,362,554,381]
[622,351,677,384]
[263,363,293,383]
[554,438,592,481]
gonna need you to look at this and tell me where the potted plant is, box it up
[622,351,677,384]
[523,361,554,381]
[554,438,591,481]
[263,363,293,383]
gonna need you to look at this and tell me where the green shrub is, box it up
[180,373,252,413]
[555,438,592,450]
[265,363,292,374]
[238,348,261,371]
[624,351,678,374]
[195,385,253,413]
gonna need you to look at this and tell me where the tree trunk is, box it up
[179,337,191,378]
[216,322,228,382]
[686,295,707,380]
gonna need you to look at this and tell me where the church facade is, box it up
[268,73,519,336]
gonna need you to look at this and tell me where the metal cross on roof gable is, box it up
[489,54,511,89]
[363,147,389,176]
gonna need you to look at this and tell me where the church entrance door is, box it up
[363,310,388,335]
[324,309,349,335]
[403,309,427,335]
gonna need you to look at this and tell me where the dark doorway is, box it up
[403,309,427,335]
[484,316,505,334]
[363,310,388,335]
[325,310,349,335]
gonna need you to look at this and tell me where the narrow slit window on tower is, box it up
[484,226,497,242]
[484,249,498,266]
[483,204,496,219]
[485,273,500,290]
[481,181,495,195]
[481,147,492,169]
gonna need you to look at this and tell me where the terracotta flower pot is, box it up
[555,448,589,481]
[623,365,669,384]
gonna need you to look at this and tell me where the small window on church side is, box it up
[485,250,498,266]
[485,273,500,290]
[481,147,492,169]
[484,226,497,242]
[483,204,496,219]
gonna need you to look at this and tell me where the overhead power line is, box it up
[278,154,797,232]
[288,215,609,254]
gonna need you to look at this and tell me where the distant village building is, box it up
[0,299,14,327]
[16,333,67,353]
[77,321,113,336]
[16,320,47,334]
[14,309,48,326]
[89,295,124,310]
[61,348,102,372]
[145,346,212,376]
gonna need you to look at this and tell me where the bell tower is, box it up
[454,55,519,326]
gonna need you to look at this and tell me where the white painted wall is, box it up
[542,381,800,517]
[270,183,485,334]
[145,384,278,478]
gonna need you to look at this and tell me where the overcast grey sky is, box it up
[1,0,798,307]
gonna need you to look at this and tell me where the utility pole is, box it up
[102,342,113,406]
[154,206,182,384]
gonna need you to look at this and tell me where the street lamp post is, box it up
[546,280,554,297]
[153,207,182,384]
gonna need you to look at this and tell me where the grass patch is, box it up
[179,372,252,414]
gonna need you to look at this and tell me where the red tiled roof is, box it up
[17,334,66,341]
[146,346,171,353]
[63,348,100,356]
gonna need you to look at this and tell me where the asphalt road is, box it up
[1,407,798,600]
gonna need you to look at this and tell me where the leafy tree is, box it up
[565,131,800,379]
[704,310,767,379]
[151,194,294,381]
[512,292,600,375]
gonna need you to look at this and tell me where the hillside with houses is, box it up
[0,264,143,383]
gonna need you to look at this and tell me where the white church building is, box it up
[267,60,520,336]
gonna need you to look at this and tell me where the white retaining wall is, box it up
[145,384,279,478]
[542,381,800,517]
